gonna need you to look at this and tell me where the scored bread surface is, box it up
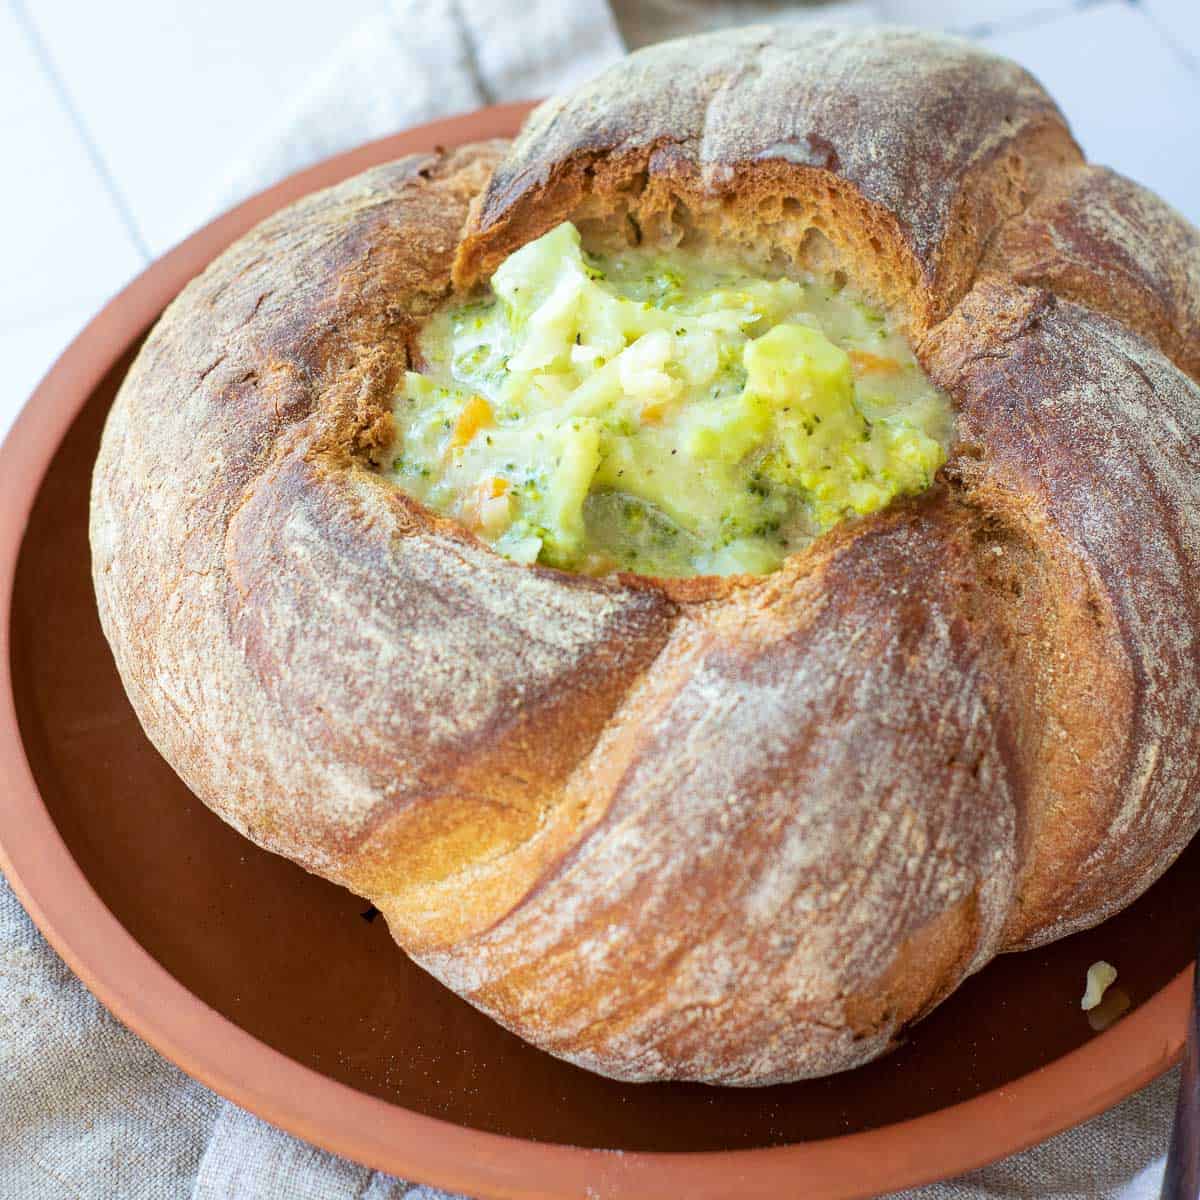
[90,26,1200,1084]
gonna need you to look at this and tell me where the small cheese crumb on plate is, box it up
[1081,960,1118,1011]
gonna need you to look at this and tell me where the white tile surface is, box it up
[1142,0,1200,71]
[981,1,1200,226]
[0,303,101,443]
[0,3,143,325]
[876,0,1075,34]
[21,0,380,256]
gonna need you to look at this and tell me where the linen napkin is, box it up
[0,0,1182,1196]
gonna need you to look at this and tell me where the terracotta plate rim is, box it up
[0,103,1188,1200]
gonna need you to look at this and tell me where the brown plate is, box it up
[0,104,1194,1200]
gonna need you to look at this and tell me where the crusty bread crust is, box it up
[90,27,1200,1084]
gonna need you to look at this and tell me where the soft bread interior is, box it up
[456,158,927,335]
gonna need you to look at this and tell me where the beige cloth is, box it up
[2,0,1180,1196]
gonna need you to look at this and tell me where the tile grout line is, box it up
[949,0,1120,42]
[957,1,1200,91]
[450,0,496,104]
[1131,0,1200,80]
[9,0,153,264]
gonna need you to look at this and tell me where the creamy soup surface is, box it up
[385,222,952,577]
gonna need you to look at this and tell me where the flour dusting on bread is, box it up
[90,29,1200,1084]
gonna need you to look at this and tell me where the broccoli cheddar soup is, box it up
[385,222,952,577]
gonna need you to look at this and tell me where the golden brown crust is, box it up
[983,165,1200,381]
[90,27,1200,1084]
[926,283,1200,948]
[420,498,1028,1082]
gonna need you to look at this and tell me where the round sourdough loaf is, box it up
[90,26,1200,1084]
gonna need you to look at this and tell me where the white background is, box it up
[2,0,1198,442]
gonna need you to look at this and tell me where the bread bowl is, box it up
[89,25,1200,1085]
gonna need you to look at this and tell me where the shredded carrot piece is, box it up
[848,349,902,375]
[640,401,668,425]
[450,395,493,447]
[485,476,509,498]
